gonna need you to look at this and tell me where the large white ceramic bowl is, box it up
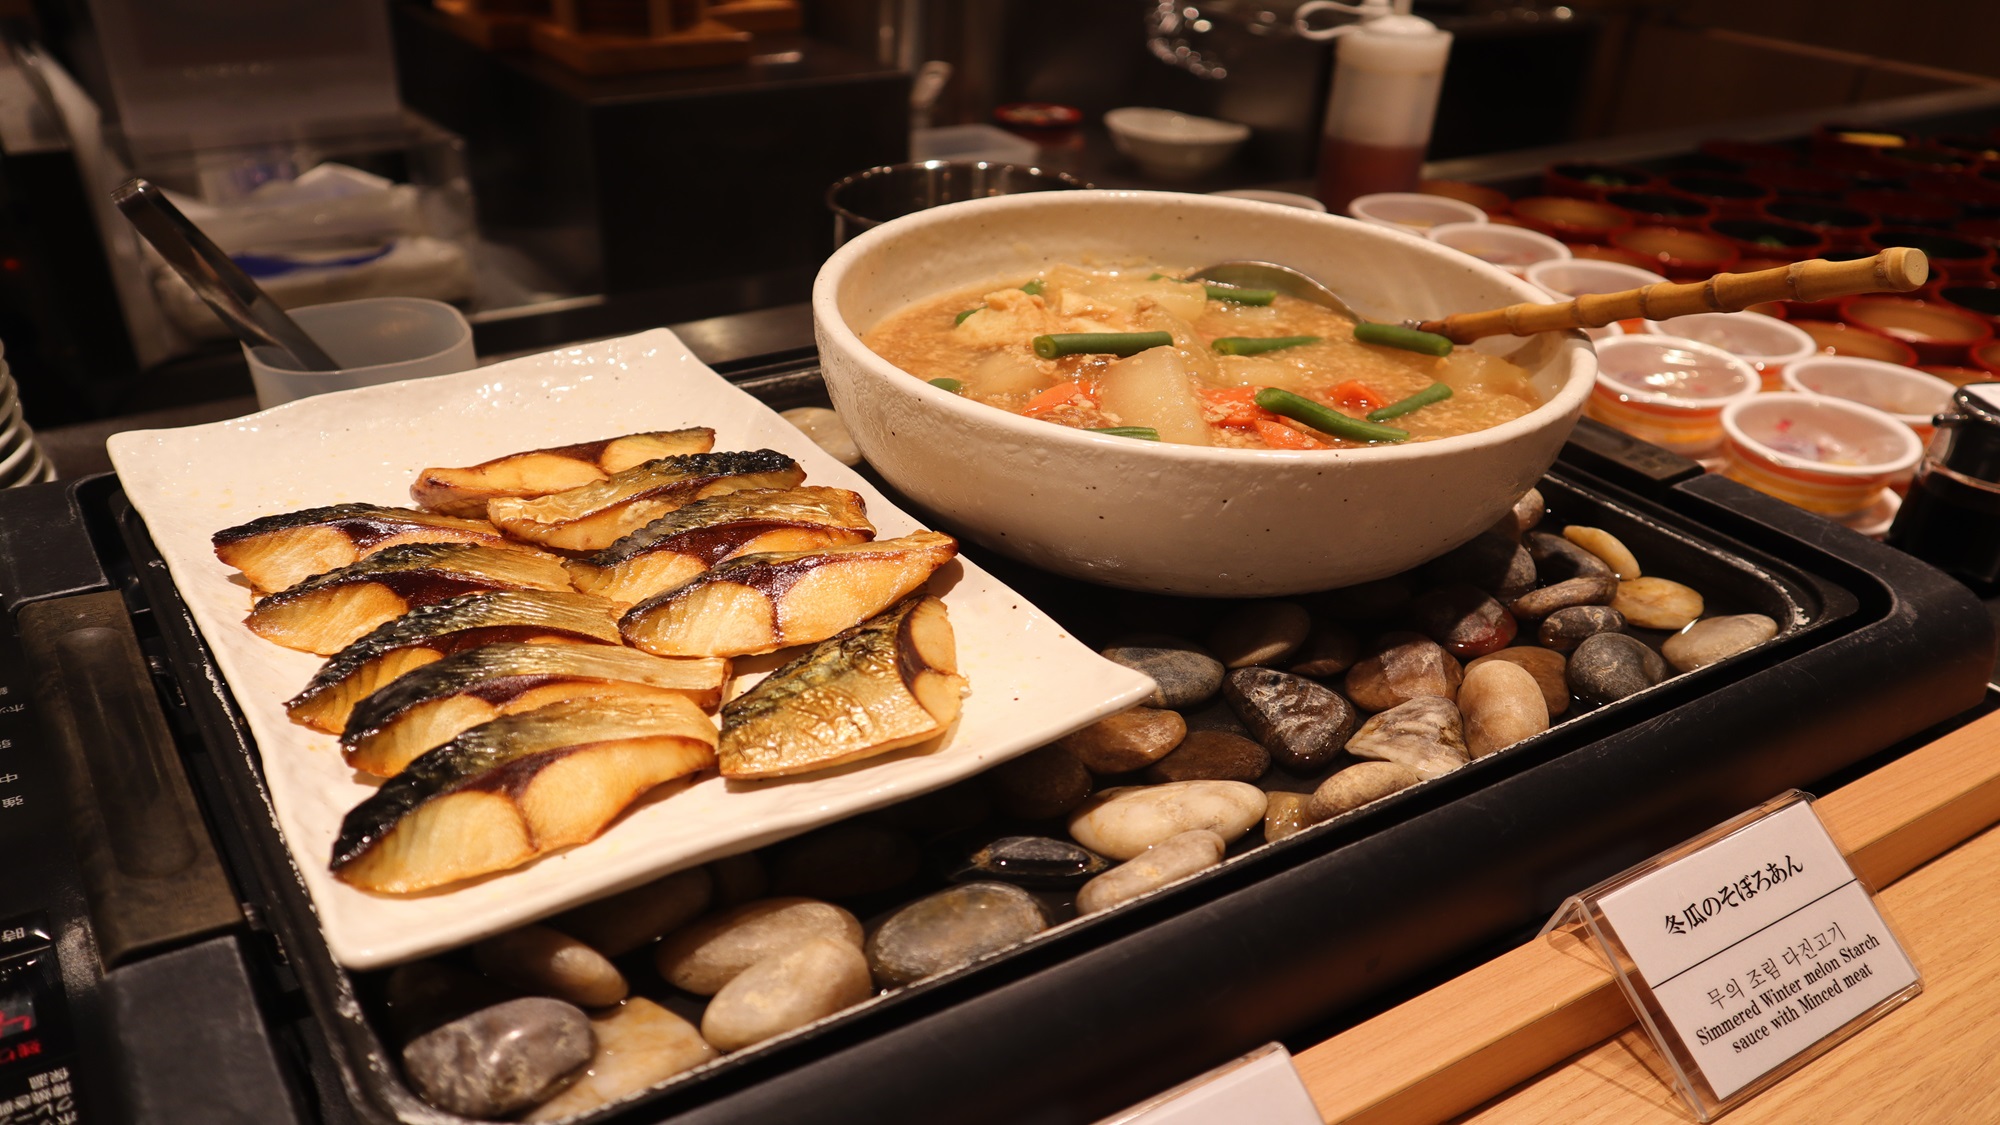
[812,190,1597,595]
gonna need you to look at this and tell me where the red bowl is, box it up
[1846,189,1961,228]
[1795,320,1922,367]
[1920,364,1991,387]
[1874,146,1981,177]
[1417,179,1511,216]
[1543,162,1654,201]
[1838,295,1995,366]
[1869,228,1996,281]
[1706,217,1828,262]
[1602,190,1712,229]
[1662,173,1772,218]
[1932,280,2000,324]
[1956,218,2000,248]
[1565,243,1656,269]
[1745,301,1790,320]
[1510,195,1633,244]
[1745,165,1849,200]
[1610,225,1739,280]
[1930,134,2000,162]
[1973,341,2000,376]
[1760,198,1876,249]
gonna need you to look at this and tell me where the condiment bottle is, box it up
[1889,383,2000,586]
[1295,0,1454,211]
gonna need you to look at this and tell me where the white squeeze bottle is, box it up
[1295,0,1454,211]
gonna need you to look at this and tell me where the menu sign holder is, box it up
[1541,790,1920,1121]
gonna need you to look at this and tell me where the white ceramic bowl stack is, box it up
[0,344,53,486]
[813,190,1597,596]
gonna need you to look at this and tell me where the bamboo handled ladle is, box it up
[1193,248,1930,343]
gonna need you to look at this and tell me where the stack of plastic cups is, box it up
[0,342,54,486]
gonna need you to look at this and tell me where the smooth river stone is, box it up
[1612,577,1706,631]
[1208,601,1312,668]
[1100,635,1226,709]
[655,898,862,996]
[866,882,1048,988]
[1408,583,1519,659]
[1509,489,1546,537]
[1344,697,1470,779]
[1066,781,1268,860]
[987,744,1094,819]
[1526,531,1614,581]
[1075,830,1227,915]
[1263,791,1321,843]
[551,867,713,957]
[1308,761,1424,819]
[1537,604,1627,653]
[1509,576,1618,620]
[1495,544,1540,603]
[1467,647,1570,717]
[1144,729,1271,784]
[1563,526,1641,580]
[1222,667,1358,773]
[773,823,922,899]
[952,835,1110,888]
[1663,613,1779,672]
[1288,625,1363,679]
[473,924,629,1009]
[1568,633,1668,704]
[1343,632,1462,711]
[525,998,718,1122]
[1458,660,1550,758]
[402,997,593,1118]
[702,936,874,1052]
[1058,707,1187,775]
[779,406,861,466]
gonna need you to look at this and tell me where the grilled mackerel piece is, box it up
[620,531,959,658]
[566,486,875,607]
[341,642,730,777]
[213,503,524,597]
[411,428,717,517]
[487,450,806,553]
[330,696,718,894]
[285,590,624,733]
[720,594,965,779]
[245,543,574,656]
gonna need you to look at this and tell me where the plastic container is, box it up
[1524,258,1669,342]
[1299,0,1453,210]
[1782,355,1956,443]
[1426,222,1568,275]
[1640,312,1817,391]
[1722,393,1923,517]
[243,297,473,410]
[1587,335,1761,456]
[1348,191,1484,232]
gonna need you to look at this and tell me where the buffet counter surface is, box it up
[1296,701,2000,1125]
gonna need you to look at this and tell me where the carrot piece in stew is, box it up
[1254,419,1327,450]
[1022,381,1097,417]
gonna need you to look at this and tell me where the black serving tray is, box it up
[92,364,1995,1125]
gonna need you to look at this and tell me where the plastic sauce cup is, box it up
[244,297,475,410]
[1587,335,1761,456]
[1721,392,1923,517]
[1641,312,1818,392]
[1781,355,1956,444]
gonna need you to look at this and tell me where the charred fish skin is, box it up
[329,695,717,892]
[339,641,729,775]
[487,450,807,552]
[245,543,577,656]
[720,593,965,779]
[567,487,876,605]
[212,502,517,596]
[284,590,624,732]
[618,531,959,658]
[411,428,717,517]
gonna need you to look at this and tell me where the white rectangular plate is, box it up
[108,329,1152,970]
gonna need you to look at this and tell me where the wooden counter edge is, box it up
[1294,706,2000,1125]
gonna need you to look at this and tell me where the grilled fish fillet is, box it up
[411,428,717,517]
[212,503,524,597]
[245,543,574,656]
[619,531,959,658]
[566,486,875,607]
[330,696,718,894]
[284,590,625,733]
[341,642,729,777]
[487,450,805,553]
[720,594,965,779]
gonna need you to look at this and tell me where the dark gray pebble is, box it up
[1222,667,1358,774]
[1526,531,1615,582]
[952,835,1110,888]
[1101,635,1226,709]
[1288,625,1363,679]
[1144,729,1272,784]
[1510,576,1619,620]
[1538,605,1627,653]
[1408,583,1519,659]
[1567,633,1667,704]
[401,997,592,1118]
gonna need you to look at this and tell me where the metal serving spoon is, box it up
[1191,248,1931,344]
